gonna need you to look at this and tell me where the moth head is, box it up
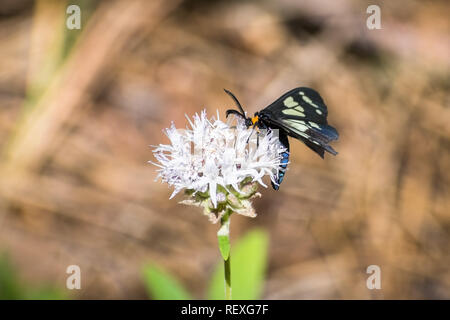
[245,117,254,128]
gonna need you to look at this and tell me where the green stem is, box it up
[224,253,231,300]
[218,212,232,300]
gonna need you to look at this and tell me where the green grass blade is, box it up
[143,264,192,300]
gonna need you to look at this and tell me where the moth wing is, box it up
[259,87,338,158]
[262,87,329,124]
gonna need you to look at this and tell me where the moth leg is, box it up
[255,130,259,148]
[246,125,257,144]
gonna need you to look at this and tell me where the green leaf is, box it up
[143,264,192,300]
[218,235,230,260]
[207,228,269,300]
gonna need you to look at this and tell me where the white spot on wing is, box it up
[290,119,305,124]
[286,119,308,132]
[309,121,321,129]
[282,109,305,117]
[283,96,299,108]
[301,95,320,109]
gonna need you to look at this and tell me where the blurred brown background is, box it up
[0,0,449,299]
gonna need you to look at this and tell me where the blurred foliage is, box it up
[0,253,65,300]
[143,228,269,299]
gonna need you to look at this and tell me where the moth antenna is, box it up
[226,109,246,119]
[224,89,246,116]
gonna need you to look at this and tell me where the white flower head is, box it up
[150,110,286,222]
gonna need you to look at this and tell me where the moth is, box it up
[225,87,339,190]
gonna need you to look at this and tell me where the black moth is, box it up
[225,87,339,190]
